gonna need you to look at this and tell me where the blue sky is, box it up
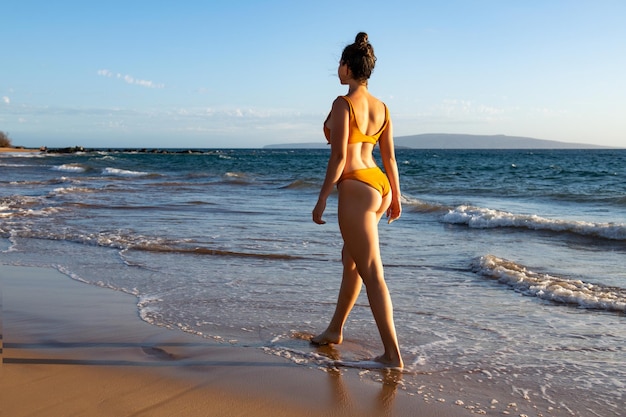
[1,1,625,148]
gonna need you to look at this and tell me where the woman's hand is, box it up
[312,198,327,224]
[386,196,402,224]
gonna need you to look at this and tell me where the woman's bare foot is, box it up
[310,329,343,345]
[373,354,404,369]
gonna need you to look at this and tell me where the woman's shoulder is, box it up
[355,92,387,111]
[369,94,387,109]
[364,95,387,117]
[334,93,387,116]
[331,96,351,111]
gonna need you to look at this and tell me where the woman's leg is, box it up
[312,181,390,346]
[311,246,362,345]
[336,180,403,368]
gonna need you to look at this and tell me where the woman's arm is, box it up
[378,117,402,223]
[312,98,350,224]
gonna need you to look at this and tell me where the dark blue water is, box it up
[2,148,625,416]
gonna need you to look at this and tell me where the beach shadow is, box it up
[2,357,296,368]
[2,340,295,368]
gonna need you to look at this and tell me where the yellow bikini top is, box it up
[324,96,389,145]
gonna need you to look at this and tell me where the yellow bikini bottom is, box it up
[339,167,390,197]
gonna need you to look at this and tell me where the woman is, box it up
[312,32,403,369]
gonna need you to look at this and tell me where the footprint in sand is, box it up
[141,346,177,360]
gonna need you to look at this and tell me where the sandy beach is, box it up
[0,265,473,417]
[0,147,41,153]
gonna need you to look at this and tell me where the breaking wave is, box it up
[443,205,626,240]
[52,163,88,173]
[102,167,150,177]
[471,255,626,312]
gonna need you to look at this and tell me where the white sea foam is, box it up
[24,207,61,217]
[472,255,626,312]
[95,154,116,160]
[443,205,626,240]
[55,264,91,284]
[52,163,87,173]
[0,195,53,218]
[137,294,166,326]
[0,152,44,159]
[0,162,31,167]
[102,167,148,176]
[224,171,245,178]
[51,186,93,195]
[261,345,336,367]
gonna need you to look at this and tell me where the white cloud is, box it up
[97,69,165,89]
[437,99,506,120]
[2,96,9,104]
[97,69,113,77]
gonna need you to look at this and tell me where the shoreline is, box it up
[0,264,470,417]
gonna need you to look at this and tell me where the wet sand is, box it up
[0,265,469,417]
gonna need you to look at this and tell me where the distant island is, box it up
[265,134,613,149]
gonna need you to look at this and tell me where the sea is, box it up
[1,147,625,416]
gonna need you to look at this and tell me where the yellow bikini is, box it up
[323,96,391,197]
[324,96,389,145]
[339,166,390,197]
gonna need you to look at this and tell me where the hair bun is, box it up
[355,32,369,47]
[341,32,376,82]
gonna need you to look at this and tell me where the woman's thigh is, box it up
[337,180,390,263]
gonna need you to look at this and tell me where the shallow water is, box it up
[2,148,625,415]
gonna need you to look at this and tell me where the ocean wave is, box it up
[0,206,60,219]
[11,228,189,257]
[0,162,32,167]
[279,179,318,190]
[0,152,44,159]
[0,220,301,261]
[224,171,246,178]
[8,177,77,186]
[52,163,89,173]
[403,196,451,214]
[102,167,150,177]
[209,172,252,186]
[471,255,626,313]
[51,186,94,195]
[0,195,58,219]
[55,265,141,298]
[442,205,626,240]
[92,154,116,161]
[130,244,302,260]
[222,172,252,183]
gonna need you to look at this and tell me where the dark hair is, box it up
[341,32,376,82]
